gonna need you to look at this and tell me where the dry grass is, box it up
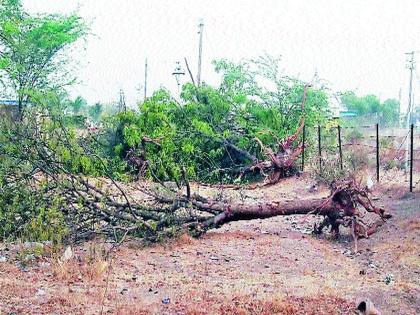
[169,233,200,247]
[52,258,108,283]
[146,294,354,315]
[114,304,150,315]
[51,243,109,283]
[1,178,419,314]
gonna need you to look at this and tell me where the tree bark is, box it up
[183,179,391,253]
[194,197,333,225]
[192,197,337,233]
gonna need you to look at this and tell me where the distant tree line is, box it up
[339,91,400,127]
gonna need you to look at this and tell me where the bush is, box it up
[383,159,398,171]
[63,114,87,128]
[345,128,363,144]
[346,148,369,172]
[0,187,68,243]
[105,76,329,183]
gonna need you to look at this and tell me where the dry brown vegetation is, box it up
[0,174,419,314]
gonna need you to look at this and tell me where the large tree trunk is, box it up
[180,179,391,253]
[194,197,333,227]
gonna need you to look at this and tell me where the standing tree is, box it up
[0,0,87,119]
[70,95,87,115]
[381,98,400,126]
[340,91,400,126]
[88,102,103,122]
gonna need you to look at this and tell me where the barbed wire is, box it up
[341,143,420,151]
[305,124,420,131]
[302,124,420,190]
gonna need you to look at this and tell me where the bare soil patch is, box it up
[0,175,418,314]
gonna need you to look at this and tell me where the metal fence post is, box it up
[318,125,322,173]
[301,125,305,172]
[376,123,380,182]
[410,123,414,192]
[338,125,343,170]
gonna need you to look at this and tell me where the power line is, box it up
[118,88,126,112]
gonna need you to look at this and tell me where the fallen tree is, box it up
[0,105,391,251]
[122,84,309,185]
[235,85,309,184]
[61,174,392,252]
[155,177,391,253]
[109,61,328,184]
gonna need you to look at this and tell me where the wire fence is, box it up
[301,123,420,192]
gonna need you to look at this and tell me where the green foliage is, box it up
[106,56,329,183]
[383,159,398,171]
[0,113,103,243]
[0,0,88,114]
[22,199,68,244]
[345,128,363,143]
[70,96,87,115]
[0,186,68,243]
[340,92,400,127]
[0,90,130,242]
[316,157,347,184]
[381,99,400,126]
[63,114,86,128]
[88,102,103,122]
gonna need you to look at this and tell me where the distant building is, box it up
[0,100,19,119]
[0,100,19,106]
[328,93,357,119]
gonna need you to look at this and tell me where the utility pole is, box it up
[398,87,402,127]
[197,19,204,86]
[118,88,126,112]
[172,61,185,95]
[405,51,415,174]
[144,58,148,102]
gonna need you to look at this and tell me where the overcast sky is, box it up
[24,0,420,111]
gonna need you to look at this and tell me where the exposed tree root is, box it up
[2,126,390,248]
[237,85,309,184]
[1,109,390,251]
[312,178,392,252]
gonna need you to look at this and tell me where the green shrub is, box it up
[105,81,328,183]
[0,187,68,244]
[345,128,363,143]
[63,114,87,128]
[384,159,397,170]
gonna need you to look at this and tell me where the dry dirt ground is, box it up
[0,174,419,315]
